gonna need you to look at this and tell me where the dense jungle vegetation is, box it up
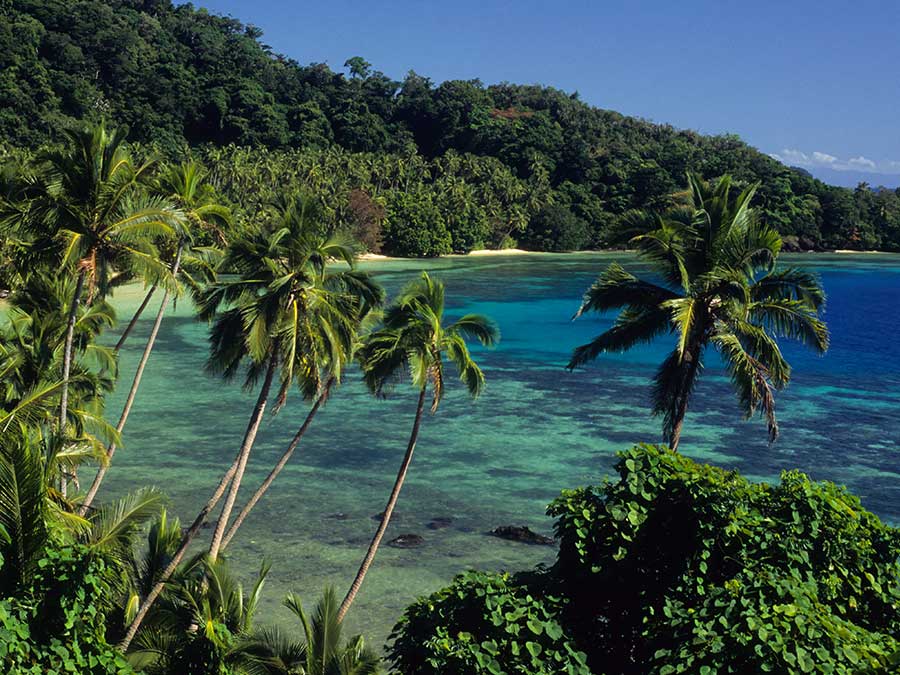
[3,0,900,255]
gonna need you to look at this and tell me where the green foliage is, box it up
[520,204,590,252]
[234,586,383,675]
[382,189,452,257]
[393,445,900,674]
[3,0,899,252]
[130,557,269,675]
[389,571,590,675]
[547,444,900,673]
[0,544,137,674]
[569,174,829,447]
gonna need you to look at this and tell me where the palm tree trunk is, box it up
[670,414,686,453]
[207,351,278,562]
[59,268,87,498]
[221,376,334,551]
[80,246,183,514]
[114,284,157,353]
[337,387,427,622]
[118,453,241,652]
[669,344,701,453]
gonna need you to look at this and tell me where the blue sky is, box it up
[200,0,900,187]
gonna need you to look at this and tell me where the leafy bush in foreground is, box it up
[389,570,589,675]
[0,543,136,675]
[391,445,900,674]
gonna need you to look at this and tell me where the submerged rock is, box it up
[372,510,400,522]
[427,517,454,530]
[388,533,425,548]
[489,525,555,546]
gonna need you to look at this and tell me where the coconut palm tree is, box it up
[1,273,118,418]
[80,160,230,513]
[18,122,182,491]
[1,274,121,492]
[119,194,382,650]
[220,303,381,551]
[0,426,164,593]
[568,173,829,451]
[233,587,382,675]
[337,272,498,621]
[126,556,269,675]
[197,193,381,562]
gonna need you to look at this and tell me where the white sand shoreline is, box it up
[358,247,898,262]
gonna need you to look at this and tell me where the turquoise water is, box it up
[101,252,900,646]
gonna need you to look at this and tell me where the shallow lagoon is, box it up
[101,252,900,646]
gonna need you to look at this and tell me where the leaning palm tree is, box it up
[198,194,381,562]
[119,194,381,650]
[20,122,182,491]
[220,301,382,551]
[233,587,382,675]
[80,160,230,513]
[337,272,499,621]
[568,173,829,451]
[113,160,230,351]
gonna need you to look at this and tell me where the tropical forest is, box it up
[1,1,900,674]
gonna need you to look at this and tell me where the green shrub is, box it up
[520,205,590,252]
[382,190,453,257]
[0,545,136,674]
[392,445,900,674]
[548,444,900,673]
[389,570,590,675]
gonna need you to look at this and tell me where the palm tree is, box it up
[80,160,230,513]
[0,426,164,594]
[2,273,119,420]
[234,587,382,675]
[198,194,381,562]
[1,274,121,493]
[568,174,829,451]
[127,557,269,675]
[220,303,382,551]
[20,122,182,493]
[337,272,499,621]
[119,194,381,650]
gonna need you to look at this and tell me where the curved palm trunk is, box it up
[221,376,334,551]
[207,352,278,561]
[59,268,87,497]
[114,284,157,353]
[669,410,687,453]
[337,387,427,622]
[118,453,241,651]
[668,344,702,453]
[80,247,183,514]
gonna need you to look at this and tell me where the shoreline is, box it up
[357,247,896,262]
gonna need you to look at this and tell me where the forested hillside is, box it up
[3,0,900,253]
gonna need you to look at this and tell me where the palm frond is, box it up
[573,262,678,318]
[568,307,670,369]
[84,487,165,561]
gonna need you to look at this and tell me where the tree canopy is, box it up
[3,0,900,255]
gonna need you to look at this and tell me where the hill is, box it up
[2,0,900,253]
